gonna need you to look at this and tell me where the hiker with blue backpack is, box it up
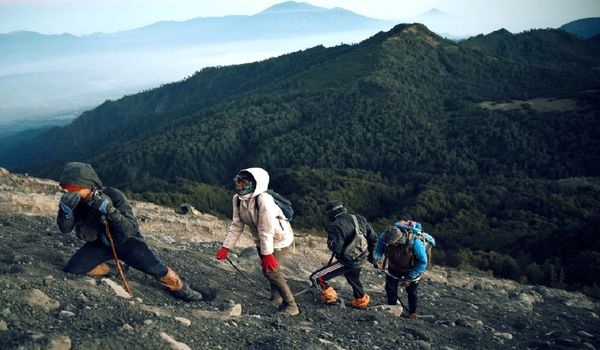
[373,220,435,320]
[215,167,299,316]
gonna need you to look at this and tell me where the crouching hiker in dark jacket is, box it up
[373,221,428,320]
[310,201,378,309]
[57,162,203,302]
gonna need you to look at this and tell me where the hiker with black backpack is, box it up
[373,220,431,320]
[215,167,299,316]
[309,201,378,309]
[57,162,204,302]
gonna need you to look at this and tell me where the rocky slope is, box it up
[0,168,598,350]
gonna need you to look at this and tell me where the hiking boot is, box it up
[320,287,337,304]
[409,313,418,320]
[351,294,370,309]
[278,302,300,316]
[172,283,204,302]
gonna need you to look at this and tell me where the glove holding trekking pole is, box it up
[86,191,114,215]
[260,254,279,272]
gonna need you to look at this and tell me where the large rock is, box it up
[25,289,60,311]
[160,332,191,350]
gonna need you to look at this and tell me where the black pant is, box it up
[310,261,365,299]
[385,274,418,314]
[64,237,168,279]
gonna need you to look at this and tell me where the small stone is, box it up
[228,304,242,317]
[48,335,71,350]
[32,332,45,340]
[456,319,472,328]
[59,310,76,318]
[129,301,135,306]
[120,323,134,332]
[77,293,89,303]
[175,317,191,326]
[0,320,7,331]
[578,331,594,338]
[494,332,513,340]
[144,319,153,325]
[136,298,143,303]
[84,277,97,286]
[555,338,577,347]
[416,340,431,350]
[44,275,55,286]
[475,320,484,327]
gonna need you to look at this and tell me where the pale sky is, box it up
[1,0,599,36]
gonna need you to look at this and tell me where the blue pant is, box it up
[64,237,168,279]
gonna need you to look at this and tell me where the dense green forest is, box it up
[2,24,599,297]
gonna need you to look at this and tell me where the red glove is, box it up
[216,247,229,260]
[260,254,279,272]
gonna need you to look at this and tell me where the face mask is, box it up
[234,175,255,195]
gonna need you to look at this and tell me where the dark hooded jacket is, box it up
[327,212,377,268]
[57,162,141,245]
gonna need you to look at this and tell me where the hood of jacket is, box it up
[239,167,269,199]
[59,162,103,189]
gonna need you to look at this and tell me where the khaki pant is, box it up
[257,246,296,305]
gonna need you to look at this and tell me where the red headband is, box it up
[61,185,83,192]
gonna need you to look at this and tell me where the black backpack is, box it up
[237,189,294,222]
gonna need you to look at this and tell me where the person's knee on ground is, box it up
[86,262,110,277]
[85,260,129,277]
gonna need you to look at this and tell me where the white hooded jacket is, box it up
[223,167,294,255]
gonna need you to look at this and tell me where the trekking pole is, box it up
[101,216,132,296]
[226,257,270,292]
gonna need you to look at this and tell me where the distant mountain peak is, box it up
[418,8,452,18]
[260,1,325,14]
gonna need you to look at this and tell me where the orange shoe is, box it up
[352,294,370,309]
[320,287,337,304]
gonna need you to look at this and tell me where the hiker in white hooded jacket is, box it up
[215,167,299,316]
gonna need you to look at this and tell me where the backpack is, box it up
[237,189,294,222]
[384,221,436,271]
[342,214,369,261]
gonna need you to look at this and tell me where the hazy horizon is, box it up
[1,0,599,36]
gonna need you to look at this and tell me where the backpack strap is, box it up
[350,214,360,236]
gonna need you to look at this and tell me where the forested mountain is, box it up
[2,23,599,297]
[560,17,600,39]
